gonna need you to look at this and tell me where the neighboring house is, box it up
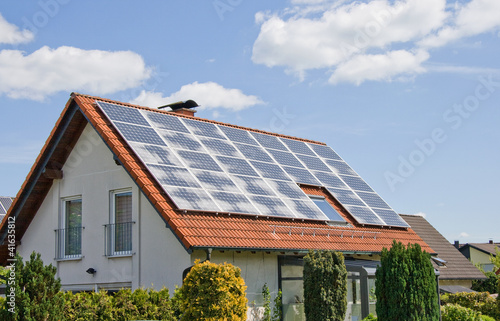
[458,241,499,273]
[0,93,435,321]
[400,214,486,294]
[0,197,14,222]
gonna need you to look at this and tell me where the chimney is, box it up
[489,239,494,244]
[158,99,198,117]
[454,240,460,249]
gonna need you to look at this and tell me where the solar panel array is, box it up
[96,101,409,228]
[0,197,14,221]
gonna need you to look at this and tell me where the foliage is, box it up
[262,283,271,321]
[0,252,64,321]
[0,265,8,285]
[441,304,482,321]
[362,313,378,320]
[62,290,113,321]
[440,292,499,320]
[472,271,499,294]
[303,250,347,321]
[480,315,496,321]
[489,246,500,273]
[177,260,247,320]
[272,289,282,321]
[375,241,439,321]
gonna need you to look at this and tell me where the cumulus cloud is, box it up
[0,13,34,44]
[252,0,499,84]
[329,50,429,85]
[0,46,152,100]
[130,81,265,111]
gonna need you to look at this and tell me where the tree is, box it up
[1,252,64,321]
[178,260,247,320]
[489,246,499,274]
[375,241,439,321]
[303,250,347,321]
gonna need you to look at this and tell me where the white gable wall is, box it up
[17,123,190,292]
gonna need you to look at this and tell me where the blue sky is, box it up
[0,0,499,243]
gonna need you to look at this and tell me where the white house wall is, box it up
[17,123,190,292]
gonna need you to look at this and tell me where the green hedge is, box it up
[441,304,481,321]
[440,292,499,320]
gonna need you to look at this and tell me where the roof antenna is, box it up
[158,100,199,111]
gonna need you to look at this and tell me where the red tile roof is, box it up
[0,93,433,263]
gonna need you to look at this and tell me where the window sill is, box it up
[106,252,134,258]
[55,256,83,262]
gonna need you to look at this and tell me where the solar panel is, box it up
[324,159,357,176]
[339,175,375,193]
[98,101,150,126]
[198,137,241,157]
[343,205,384,225]
[267,149,304,168]
[265,180,308,200]
[219,125,258,145]
[159,130,203,151]
[176,150,223,172]
[296,154,330,172]
[250,160,290,181]
[192,170,238,192]
[130,143,183,166]
[309,143,342,160]
[231,175,276,196]
[182,118,226,139]
[282,166,321,186]
[148,165,201,188]
[0,197,13,211]
[356,191,391,209]
[251,132,288,151]
[326,187,365,207]
[280,138,315,156]
[114,122,166,146]
[249,195,292,217]
[234,143,273,163]
[209,191,259,214]
[283,199,328,220]
[372,208,410,227]
[0,207,5,215]
[163,186,220,212]
[313,171,349,189]
[143,110,190,133]
[215,156,260,177]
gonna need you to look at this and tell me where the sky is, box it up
[0,0,499,243]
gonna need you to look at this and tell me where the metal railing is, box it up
[104,222,134,256]
[55,227,84,259]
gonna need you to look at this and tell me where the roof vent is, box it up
[158,100,199,117]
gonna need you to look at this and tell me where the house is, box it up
[0,93,435,320]
[458,241,499,273]
[400,214,486,294]
[0,197,14,222]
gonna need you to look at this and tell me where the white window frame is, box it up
[58,195,83,260]
[108,188,133,256]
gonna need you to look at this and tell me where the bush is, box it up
[178,260,247,320]
[440,292,499,320]
[303,250,347,321]
[375,241,439,321]
[441,304,481,321]
[480,315,495,321]
[63,290,113,321]
[362,313,378,320]
[472,271,499,294]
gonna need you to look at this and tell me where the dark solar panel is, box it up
[199,137,241,157]
[216,156,259,177]
[219,125,258,145]
[183,118,226,139]
[344,205,385,225]
[283,199,328,220]
[131,143,183,166]
[250,160,290,181]
[176,150,223,172]
[309,143,342,160]
[326,187,365,207]
[231,175,276,196]
[159,130,203,151]
[209,191,259,214]
[313,171,349,189]
[296,154,330,172]
[266,180,308,200]
[163,186,220,212]
[282,166,321,186]
[234,143,273,163]
[249,195,292,217]
[98,101,150,126]
[356,191,391,209]
[114,122,166,146]
[372,208,410,227]
[251,132,288,151]
[144,110,190,133]
[339,175,374,193]
[324,159,357,176]
[267,149,304,168]
[192,170,238,192]
[148,165,201,188]
[280,138,315,156]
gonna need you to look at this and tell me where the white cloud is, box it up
[413,211,427,218]
[0,13,34,44]
[130,81,265,111]
[459,232,470,238]
[329,50,429,85]
[0,46,152,100]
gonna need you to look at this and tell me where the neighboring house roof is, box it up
[460,243,500,257]
[0,93,432,264]
[0,197,14,222]
[400,214,486,281]
[440,285,477,294]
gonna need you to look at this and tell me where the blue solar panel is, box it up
[280,138,315,156]
[148,165,201,188]
[324,159,357,176]
[339,175,374,193]
[182,118,226,139]
[97,101,150,126]
[231,175,276,196]
[130,143,183,166]
[296,154,330,172]
[209,191,259,214]
[144,110,190,133]
[267,149,304,168]
[219,125,258,145]
[114,122,166,146]
[344,205,385,225]
[216,156,259,177]
[250,160,290,181]
[0,197,13,211]
[313,171,349,189]
[356,192,390,209]
[282,166,321,186]
[234,143,273,163]
[249,196,292,217]
[176,150,223,172]
[283,199,328,220]
[326,187,365,207]
[163,186,220,212]
[192,170,238,192]
[309,143,342,160]
[266,180,308,200]
[198,137,241,157]
[372,208,410,227]
[251,132,288,151]
[159,130,203,151]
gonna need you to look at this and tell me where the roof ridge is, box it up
[71,92,327,146]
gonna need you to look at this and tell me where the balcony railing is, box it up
[55,227,84,259]
[104,222,134,256]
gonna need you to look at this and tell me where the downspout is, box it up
[435,269,441,321]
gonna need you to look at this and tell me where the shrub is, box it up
[1,252,64,321]
[441,304,481,321]
[472,271,499,294]
[272,289,282,321]
[375,241,439,321]
[63,290,113,321]
[362,313,378,320]
[440,292,499,320]
[480,315,495,321]
[178,260,247,320]
[303,250,347,321]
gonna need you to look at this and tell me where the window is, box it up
[309,195,346,223]
[106,189,133,256]
[56,197,83,259]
